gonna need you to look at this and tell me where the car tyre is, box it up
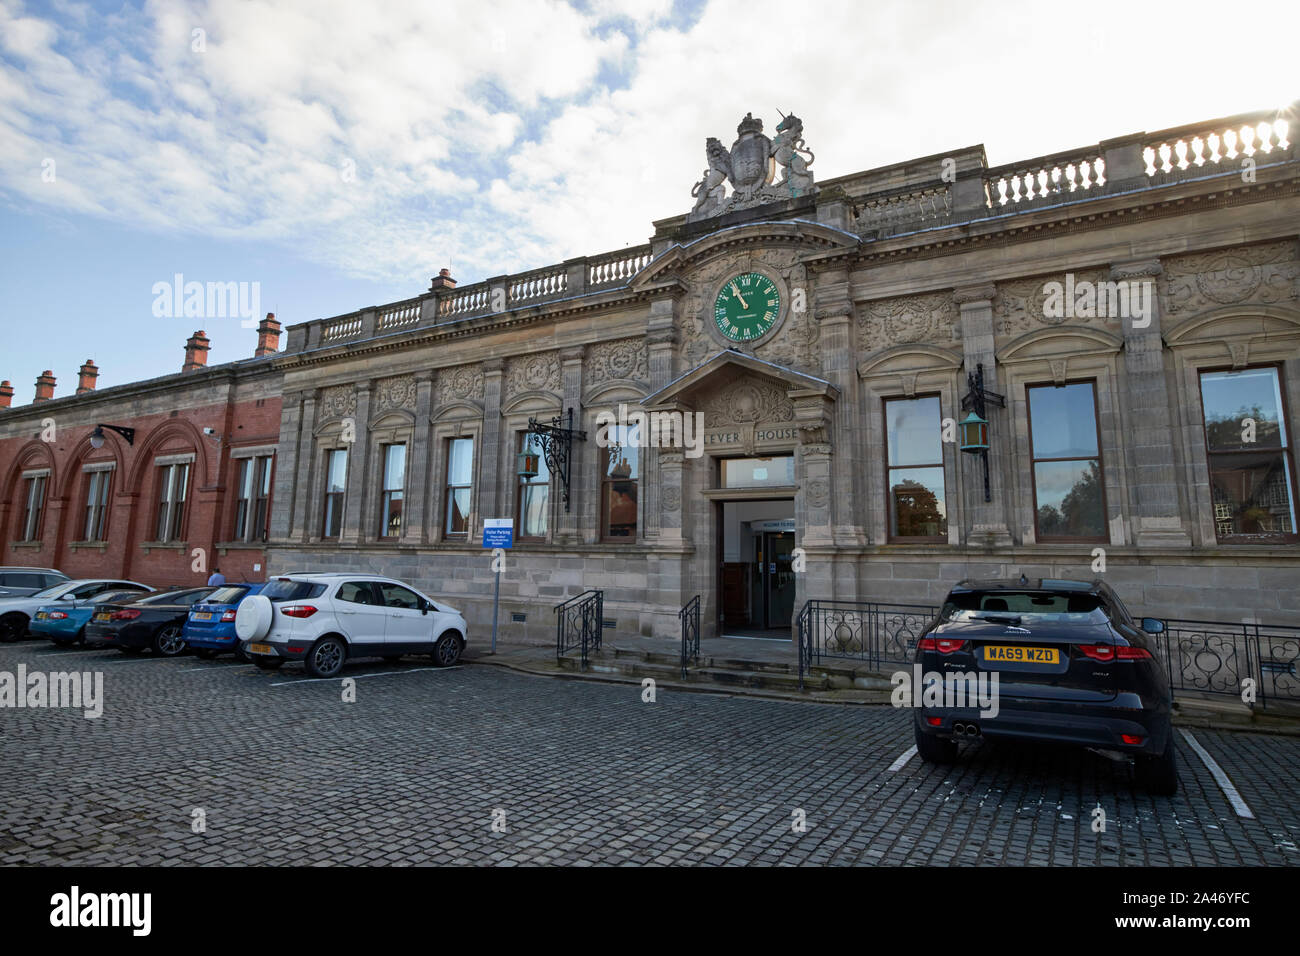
[915,724,958,764]
[152,625,188,657]
[305,637,346,678]
[1136,732,1179,796]
[432,631,462,668]
[252,657,284,670]
[0,613,28,643]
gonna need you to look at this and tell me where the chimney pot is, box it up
[34,370,56,403]
[429,268,457,291]
[183,330,210,373]
[255,312,282,357]
[77,359,99,395]
[0,380,13,409]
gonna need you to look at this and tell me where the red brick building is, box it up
[0,319,283,588]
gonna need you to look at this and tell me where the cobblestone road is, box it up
[1,640,1296,866]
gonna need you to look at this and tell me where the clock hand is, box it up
[730,282,749,309]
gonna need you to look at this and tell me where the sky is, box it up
[1,0,1297,403]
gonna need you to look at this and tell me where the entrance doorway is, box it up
[718,499,795,638]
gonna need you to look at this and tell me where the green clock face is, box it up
[714,272,780,342]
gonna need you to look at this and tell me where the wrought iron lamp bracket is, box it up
[525,407,587,513]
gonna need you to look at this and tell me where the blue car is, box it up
[31,586,154,645]
[184,583,267,660]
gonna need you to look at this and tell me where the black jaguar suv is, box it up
[912,577,1177,795]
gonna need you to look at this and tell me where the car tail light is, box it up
[1121,734,1145,745]
[918,636,968,654]
[1079,644,1153,661]
[110,609,141,620]
[221,610,237,623]
[49,611,68,620]
[280,605,318,619]
[926,717,943,726]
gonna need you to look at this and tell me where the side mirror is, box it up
[1141,617,1165,635]
[420,599,429,616]
[60,593,77,600]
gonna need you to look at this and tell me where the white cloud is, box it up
[0,0,1297,292]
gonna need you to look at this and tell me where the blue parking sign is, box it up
[482,518,513,549]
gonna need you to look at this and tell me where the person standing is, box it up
[207,567,226,587]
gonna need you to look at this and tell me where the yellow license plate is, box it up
[194,612,213,620]
[94,612,110,621]
[984,644,1058,664]
[247,643,273,655]
[35,612,47,619]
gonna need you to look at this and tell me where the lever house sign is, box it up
[264,104,1300,645]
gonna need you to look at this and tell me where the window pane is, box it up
[259,457,273,495]
[886,397,942,466]
[721,456,795,488]
[889,466,946,537]
[378,583,420,608]
[384,444,406,491]
[448,438,473,485]
[1029,383,1099,458]
[1034,459,1105,537]
[238,459,253,500]
[1209,451,1296,536]
[605,424,640,479]
[447,487,470,534]
[1201,367,1286,452]
[523,433,550,483]
[603,477,638,538]
[323,496,342,537]
[326,450,347,492]
[523,484,548,536]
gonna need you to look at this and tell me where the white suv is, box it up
[235,573,468,677]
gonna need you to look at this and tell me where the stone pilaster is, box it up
[559,347,585,543]
[646,300,678,389]
[340,382,371,544]
[279,391,313,542]
[479,359,505,527]
[405,372,435,543]
[1113,258,1191,547]
[953,283,1013,548]
[814,272,868,548]
[658,450,684,544]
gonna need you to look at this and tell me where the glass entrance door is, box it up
[762,531,796,629]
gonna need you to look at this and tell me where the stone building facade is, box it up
[254,105,1300,640]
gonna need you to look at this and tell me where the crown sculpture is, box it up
[688,111,816,222]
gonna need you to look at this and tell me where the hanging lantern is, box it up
[958,412,989,453]
[516,445,540,479]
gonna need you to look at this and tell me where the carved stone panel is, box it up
[1162,240,1299,319]
[319,384,357,421]
[585,338,649,387]
[505,352,562,398]
[700,372,795,428]
[372,375,416,415]
[858,290,958,350]
[993,269,1110,337]
[437,364,484,404]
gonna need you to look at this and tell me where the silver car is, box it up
[0,567,69,599]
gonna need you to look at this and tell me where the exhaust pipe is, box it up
[952,723,981,738]
[953,723,967,736]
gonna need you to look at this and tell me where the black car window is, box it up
[71,583,104,598]
[942,590,1109,625]
[12,573,47,588]
[43,574,69,588]
[337,581,378,605]
[263,580,327,602]
[135,590,189,605]
[378,583,421,609]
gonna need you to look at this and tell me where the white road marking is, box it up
[180,662,248,672]
[1180,729,1255,819]
[31,648,115,657]
[887,746,918,772]
[270,665,459,687]
[105,655,174,664]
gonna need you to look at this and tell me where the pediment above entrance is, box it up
[644,350,836,414]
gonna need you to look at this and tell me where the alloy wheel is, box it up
[156,626,186,656]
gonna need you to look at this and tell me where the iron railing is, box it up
[797,600,939,689]
[680,594,700,678]
[794,599,1300,706]
[555,590,603,670]
[1158,618,1300,708]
